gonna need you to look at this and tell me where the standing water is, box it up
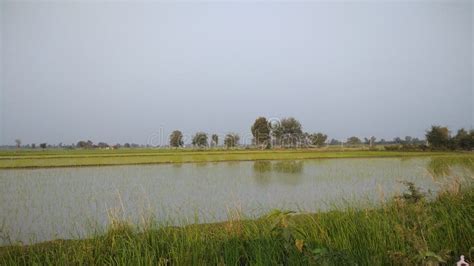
[0,156,472,245]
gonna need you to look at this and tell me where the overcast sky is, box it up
[0,1,472,146]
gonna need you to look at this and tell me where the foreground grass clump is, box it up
[1,187,473,265]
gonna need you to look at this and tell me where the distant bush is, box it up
[384,145,400,151]
[384,144,429,152]
[417,144,429,151]
[400,144,421,151]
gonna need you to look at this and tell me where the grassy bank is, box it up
[1,186,472,265]
[0,148,469,169]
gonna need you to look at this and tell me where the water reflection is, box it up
[225,161,240,167]
[253,161,272,173]
[253,160,304,174]
[273,161,304,174]
[195,162,209,167]
[252,160,303,186]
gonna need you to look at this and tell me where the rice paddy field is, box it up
[0,148,465,169]
[0,149,473,265]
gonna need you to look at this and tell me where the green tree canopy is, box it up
[309,133,328,147]
[453,128,473,150]
[77,140,93,148]
[426,126,450,149]
[346,136,362,146]
[251,117,271,147]
[393,137,402,144]
[211,134,219,147]
[272,117,303,147]
[169,130,184,148]
[97,142,109,148]
[369,136,376,147]
[224,133,240,148]
[192,132,208,148]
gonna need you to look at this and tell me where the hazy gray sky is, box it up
[1,1,473,146]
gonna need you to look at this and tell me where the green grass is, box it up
[0,148,469,169]
[1,186,472,265]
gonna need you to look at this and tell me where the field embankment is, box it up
[0,149,469,169]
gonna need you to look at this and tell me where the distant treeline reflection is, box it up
[253,160,304,174]
[251,157,473,183]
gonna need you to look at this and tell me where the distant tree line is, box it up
[170,117,328,149]
[9,140,147,150]
[11,122,472,152]
[75,140,141,149]
[168,118,473,152]
[425,126,473,150]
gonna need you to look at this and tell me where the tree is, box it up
[169,130,184,148]
[97,142,109,148]
[346,136,361,146]
[393,137,402,144]
[363,137,377,146]
[426,126,450,149]
[404,136,413,144]
[192,132,208,148]
[31,143,36,149]
[211,134,219,147]
[251,117,271,147]
[369,136,376,147]
[224,133,240,148]
[272,117,303,147]
[15,139,21,148]
[300,132,311,147]
[39,143,47,149]
[309,133,328,147]
[470,130,474,149]
[329,139,341,145]
[364,136,377,147]
[77,140,93,148]
[453,128,473,150]
[124,143,131,148]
